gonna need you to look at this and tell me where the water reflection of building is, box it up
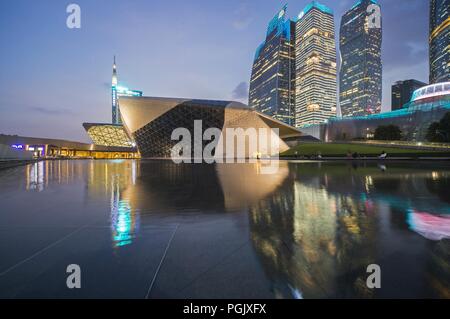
[19,160,450,297]
[249,172,378,298]
[26,161,45,191]
[216,162,289,211]
[110,189,139,248]
[96,160,288,247]
[248,162,450,298]
[86,160,140,248]
[427,240,450,298]
[24,159,142,248]
[407,210,450,241]
[25,160,87,191]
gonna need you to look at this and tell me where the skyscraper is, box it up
[295,1,337,127]
[430,0,449,84]
[391,79,427,111]
[249,5,296,126]
[111,57,143,124]
[339,0,382,117]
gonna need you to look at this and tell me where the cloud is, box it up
[338,0,352,9]
[406,41,427,57]
[29,106,75,116]
[381,0,428,69]
[231,82,249,102]
[232,19,252,30]
[232,2,252,30]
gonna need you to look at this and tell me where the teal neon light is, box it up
[266,4,288,36]
[331,98,450,123]
[298,1,333,20]
[116,86,143,97]
[351,0,378,10]
[254,5,292,62]
[299,97,450,128]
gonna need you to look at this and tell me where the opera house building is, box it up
[112,96,306,158]
[82,123,135,148]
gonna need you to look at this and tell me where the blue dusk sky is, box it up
[0,0,429,142]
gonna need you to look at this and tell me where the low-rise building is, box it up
[301,82,450,141]
[0,134,138,159]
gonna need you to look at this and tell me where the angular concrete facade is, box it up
[119,96,304,158]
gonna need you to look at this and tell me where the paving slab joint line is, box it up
[0,224,89,277]
[145,223,180,299]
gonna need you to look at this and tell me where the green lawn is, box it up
[281,143,449,157]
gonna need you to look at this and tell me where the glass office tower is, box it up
[249,5,296,126]
[295,1,337,127]
[339,0,382,117]
[391,79,427,111]
[430,0,450,84]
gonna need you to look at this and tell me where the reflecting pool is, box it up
[0,160,449,298]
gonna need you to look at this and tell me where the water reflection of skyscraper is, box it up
[248,163,450,298]
[85,160,140,248]
[110,189,139,248]
[249,176,378,298]
[21,160,449,296]
[23,160,141,248]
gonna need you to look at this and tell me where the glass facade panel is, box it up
[295,2,337,127]
[339,0,382,117]
[249,6,295,126]
[430,0,450,84]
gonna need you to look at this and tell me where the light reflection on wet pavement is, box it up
[0,160,449,298]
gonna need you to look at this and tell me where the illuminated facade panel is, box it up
[249,5,296,126]
[83,123,135,148]
[295,1,337,127]
[411,82,450,101]
[339,0,382,117]
[430,0,450,84]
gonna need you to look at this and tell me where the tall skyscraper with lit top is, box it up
[249,5,296,126]
[112,57,119,124]
[111,57,143,124]
[430,0,449,84]
[339,0,382,117]
[295,1,337,127]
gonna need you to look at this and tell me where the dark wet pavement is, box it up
[0,160,449,298]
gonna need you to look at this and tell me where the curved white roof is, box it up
[411,82,450,102]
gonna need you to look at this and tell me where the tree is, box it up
[426,122,444,142]
[426,112,450,143]
[439,112,450,141]
[374,125,402,141]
